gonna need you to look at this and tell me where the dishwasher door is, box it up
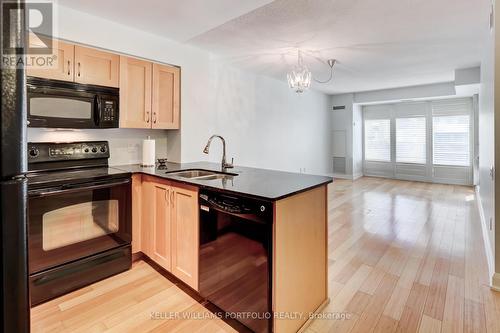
[199,191,273,333]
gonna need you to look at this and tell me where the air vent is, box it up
[333,105,346,110]
[333,157,346,174]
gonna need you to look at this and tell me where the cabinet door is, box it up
[171,185,198,290]
[74,46,119,87]
[141,179,172,271]
[152,63,180,129]
[26,35,74,81]
[119,56,152,128]
[151,183,172,271]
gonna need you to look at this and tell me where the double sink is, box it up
[166,169,237,181]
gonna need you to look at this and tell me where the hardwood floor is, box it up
[31,260,237,333]
[31,177,500,333]
[308,177,500,333]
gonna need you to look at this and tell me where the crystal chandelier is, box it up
[287,50,312,93]
[287,50,336,94]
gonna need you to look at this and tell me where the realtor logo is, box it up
[1,0,56,68]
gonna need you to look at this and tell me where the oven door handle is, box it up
[30,178,131,197]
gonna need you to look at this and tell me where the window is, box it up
[396,117,426,164]
[364,119,391,162]
[432,115,470,166]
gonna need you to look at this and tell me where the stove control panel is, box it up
[28,141,110,163]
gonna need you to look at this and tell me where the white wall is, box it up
[31,5,333,175]
[352,104,363,179]
[354,82,457,104]
[331,94,353,177]
[183,61,332,175]
[169,60,332,175]
[478,0,495,278]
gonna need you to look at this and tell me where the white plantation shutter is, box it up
[363,98,473,185]
[396,117,426,164]
[432,115,470,166]
[431,99,471,167]
[364,119,391,162]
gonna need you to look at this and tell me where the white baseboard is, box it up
[332,173,354,180]
[492,274,500,292]
[353,173,363,180]
[475,185,496,288]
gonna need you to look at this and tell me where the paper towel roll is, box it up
[141,137,155,167]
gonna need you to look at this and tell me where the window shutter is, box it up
[396,117,426,164]
[364,119,391,162]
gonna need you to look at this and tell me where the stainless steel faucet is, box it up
[203,135,234,169]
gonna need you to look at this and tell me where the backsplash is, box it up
[27,128,168,166]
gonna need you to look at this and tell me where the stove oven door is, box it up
[28,177,132,274]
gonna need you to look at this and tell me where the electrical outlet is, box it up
[127,143,138,153]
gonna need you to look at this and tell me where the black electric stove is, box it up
[27,141,132,306]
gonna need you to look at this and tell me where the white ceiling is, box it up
[58,0,491,94]
[57,0,274,42]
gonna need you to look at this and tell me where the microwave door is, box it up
[27,87,97,129]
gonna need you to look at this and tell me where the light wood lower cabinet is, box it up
[171,187,199,289]
[146,181,172,271]
[131,174,142,253]
[273,185,328,333]
[137,176,198,290]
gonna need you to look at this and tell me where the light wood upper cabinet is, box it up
[26,36,74,82]
[26,37,181,128]
[152,63,180,129]
[171,186,199,290]
[74,46,119,87]
[119,56,152,129]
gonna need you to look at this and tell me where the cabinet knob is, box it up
[67,60,70,75]
[77,62,81,77]
[153,112,157,124]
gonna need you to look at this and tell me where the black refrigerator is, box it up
[1,0,30,332]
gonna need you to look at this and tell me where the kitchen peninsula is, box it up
[114,162,332,333]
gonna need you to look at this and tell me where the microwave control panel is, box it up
[102,100,116,122]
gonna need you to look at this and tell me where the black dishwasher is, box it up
[199,190,273,333]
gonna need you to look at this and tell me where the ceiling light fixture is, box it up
[287,50,311,93]
[287,50,336,94]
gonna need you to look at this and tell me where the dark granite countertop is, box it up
[112,162,333,201]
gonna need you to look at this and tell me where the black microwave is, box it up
[27,77,119,129]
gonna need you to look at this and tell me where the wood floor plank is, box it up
[418,314,442,333]
[422,257,450,320]
[441,275,465,333]
[464,299,487,333]
[481,285,500,333]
